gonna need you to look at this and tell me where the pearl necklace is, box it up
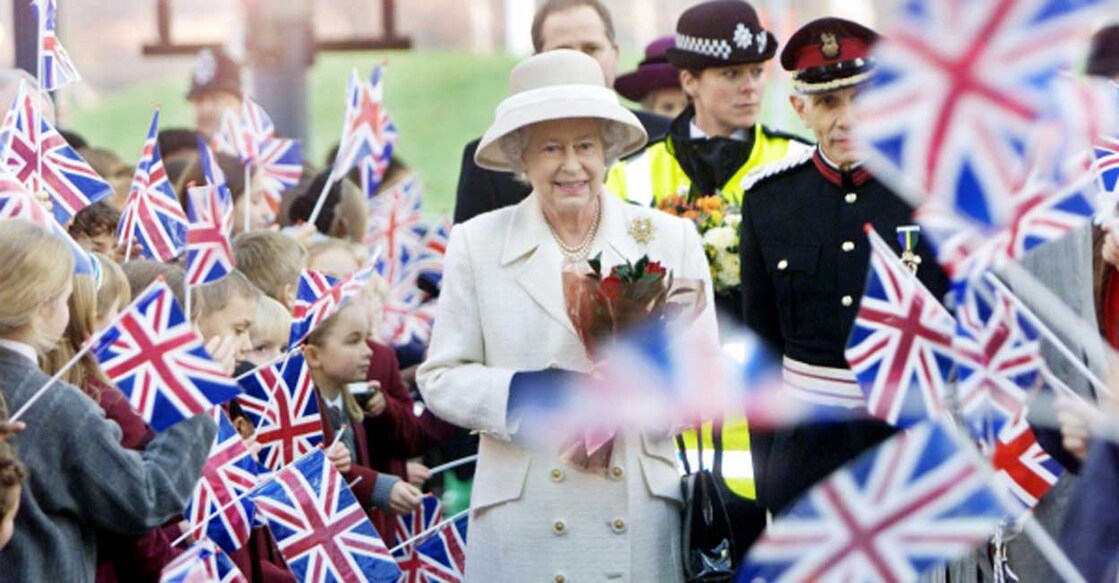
[546,198,602,262]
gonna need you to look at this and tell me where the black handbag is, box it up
[677,419,768,582]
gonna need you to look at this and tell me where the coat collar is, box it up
[499,190,647,337]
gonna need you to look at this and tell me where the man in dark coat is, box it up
[452,0,669,224]
[739,17,950,513]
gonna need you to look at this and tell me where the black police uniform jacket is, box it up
[739,147,950,513]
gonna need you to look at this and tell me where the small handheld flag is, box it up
[117,108,188,262]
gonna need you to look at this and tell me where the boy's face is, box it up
[0,484,20,550]
[73,228,117,255]
[244,334,285,367]
[196,293,257,362]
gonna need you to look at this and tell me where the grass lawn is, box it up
[68,50,520,217]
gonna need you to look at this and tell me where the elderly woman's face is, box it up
[521,118,605,214]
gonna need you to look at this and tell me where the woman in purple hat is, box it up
[615,36,689,119]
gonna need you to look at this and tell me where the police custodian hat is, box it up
[665,0,778,70]
[186,47,243,100]
[780,17,879,94]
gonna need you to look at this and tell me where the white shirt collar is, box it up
[689,121,749,142]
[816,146,865,171]
[327,393,344,412]
[0,339,38,365]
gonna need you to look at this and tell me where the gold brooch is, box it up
[628,217,655,245]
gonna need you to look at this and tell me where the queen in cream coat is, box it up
[418,50,717,582]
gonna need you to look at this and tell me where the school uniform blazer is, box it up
[314,391,392,537]
[418,190,717,582]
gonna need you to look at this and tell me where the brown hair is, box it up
[0,220,74,350]
[68,202,121,241]
[0,439,26,520]
[173,151,247,210]
[233,231,307,305]
[95,252,131,323]
[122,260,187,307]
[307,238,366,275]
[530,0,616,52]
[40,274,107,388]
[190,269,262,321]
[305,302,365,421]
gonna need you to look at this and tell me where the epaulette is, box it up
[760,125,813,145]
[740,141,815,192]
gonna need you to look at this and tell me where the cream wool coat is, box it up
[418,191,717,582]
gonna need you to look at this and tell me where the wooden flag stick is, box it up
[9,344,91,423]
[233,346,302,382]
[388,508,470,555]
[426,455,478,478]
[243,163,252,232]
[984,272,1114,399]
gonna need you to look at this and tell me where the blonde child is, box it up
[245,295,292,368]
[233,230,307,311]
[307,238,365,280]
[0,220,215,581]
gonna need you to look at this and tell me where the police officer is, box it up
[606,0,809,208]
[739,17,950,513]
[186,47,242,140]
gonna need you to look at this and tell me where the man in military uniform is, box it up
[606,0,809,208]
[739,17,950,514]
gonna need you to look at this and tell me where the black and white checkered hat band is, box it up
[676,22,768,61]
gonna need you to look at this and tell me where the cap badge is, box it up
[820,32,840,59]
[192,48,217,85]
[756,30,767,55]
[733,23,754,50]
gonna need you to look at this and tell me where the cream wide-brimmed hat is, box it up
[474,49,648,172]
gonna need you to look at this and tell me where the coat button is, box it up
[611,518,627,533]
[777,259,788,270]
[554,576,566,583]
[841,295,854,307]
[553,520,567,535]
[610,466,624,479]
[550,468,564,482]
[845,192,858,204]
[842,241,855,252]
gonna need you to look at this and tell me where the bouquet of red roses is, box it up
[560,253,706,471]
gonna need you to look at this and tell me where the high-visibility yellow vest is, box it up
[678,416,755,500]
[606,124,804,208]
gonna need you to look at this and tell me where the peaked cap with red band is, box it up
[780,17,878,94]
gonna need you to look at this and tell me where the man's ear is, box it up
[789,94,808,123]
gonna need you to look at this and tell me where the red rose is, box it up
[600,274,623,301]
[645,261,667,277]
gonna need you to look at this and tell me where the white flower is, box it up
[715,251,740,289]
[702,226,737,251]
[723,213,742,231]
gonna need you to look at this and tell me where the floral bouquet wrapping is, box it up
[657,194,743,295]
[560,252,706,472]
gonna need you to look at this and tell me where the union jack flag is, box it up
[991,411,1062,516]
[953,278,1043,442]
[117,108,188,262]
[211,97,302,214]
[331,66,398,190]
[195,135,233,216]
[408,513,469,583]
[183,407,263,554]
[0,80,111,224]
[738,420,1006,582]
[393,495,444,580]
[855,0,1108,228]
[289,263,378,347]
[845,226,956,426]
[235,352,323,471]
[91,280,241,431]
[160,538,247,583]
[377,288,437,349]
[1099,136,1119,195]
[0,168,92,274]
[35,0,81,91]
[252,449,401,583]
[186,185,235,286]
[410,218,451,292]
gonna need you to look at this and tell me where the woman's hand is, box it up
[406,462,431,487]
[388,480,423,515]
[325,440,352,473]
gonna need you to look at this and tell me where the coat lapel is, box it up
[502,194,579,337]
[599,192,645,267]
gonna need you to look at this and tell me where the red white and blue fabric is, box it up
[239,96,302,213]
[952,277,1043,443]
[195,135,233,218]
[408,513,469,583]
[91,280,241,431]
[410,218,450,292]
[184,407,264,554]
[117,108,188,262]
[252,449,401,583]
[0,80,111,224]
[0,168,92,274]
[35,0,80,91]
[235,352,323,471]
[1098,135,1119,195]
[289,264,377,347]
[392,494,444,580]
[845,226,956,426]
[366,175,423,286]
[186,185,235,286]
[332,66,398,192]
[738,420,1006,582]
[991,410,1062,517]
[854,0,1108,228]
[160,538,246,583]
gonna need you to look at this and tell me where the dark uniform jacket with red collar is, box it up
[739,147,951,513]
